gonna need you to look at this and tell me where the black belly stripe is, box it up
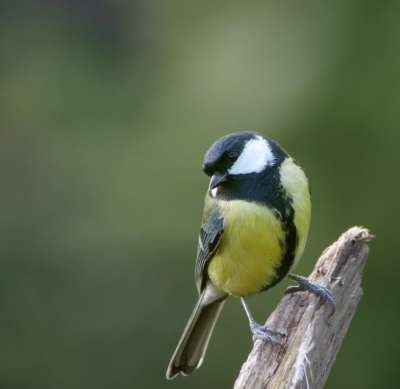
[213,163,302,293]
[261,207,298,291]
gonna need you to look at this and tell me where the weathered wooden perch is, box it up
[234,227,374,389]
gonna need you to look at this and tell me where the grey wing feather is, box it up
[195,210,224,293]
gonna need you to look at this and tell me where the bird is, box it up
[166,132,334,379]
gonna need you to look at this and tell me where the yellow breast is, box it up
[207,200,285,296]
[206,158,311,297]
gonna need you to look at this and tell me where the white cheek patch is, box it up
[228,135,275,175]
[210,187,218,197]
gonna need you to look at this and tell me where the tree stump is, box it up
[234,227,374,389]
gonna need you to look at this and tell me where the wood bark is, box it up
[234,227,374,389]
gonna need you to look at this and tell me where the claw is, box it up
[251,324,286,350]
[241,296,286,349]
[250,321,286,338]
[252,333,285,350]
[286,274,336,316]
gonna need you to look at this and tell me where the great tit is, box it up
[166,132,334,379]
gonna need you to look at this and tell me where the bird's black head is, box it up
[203,132,288,192]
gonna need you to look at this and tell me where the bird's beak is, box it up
[209,173,229,190]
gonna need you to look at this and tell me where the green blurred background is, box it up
[1,1,399,388]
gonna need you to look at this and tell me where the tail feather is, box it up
[166,287,226,379]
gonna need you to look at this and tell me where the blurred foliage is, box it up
[0,1,399,388]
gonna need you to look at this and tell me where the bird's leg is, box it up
[240,297,285,346]
[285,273,335,316]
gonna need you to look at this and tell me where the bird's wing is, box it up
[195,210,224,294]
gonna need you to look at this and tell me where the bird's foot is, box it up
[249,319,286,347]
[286,274,335,316]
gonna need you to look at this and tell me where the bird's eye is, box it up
[227,151,238,162]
